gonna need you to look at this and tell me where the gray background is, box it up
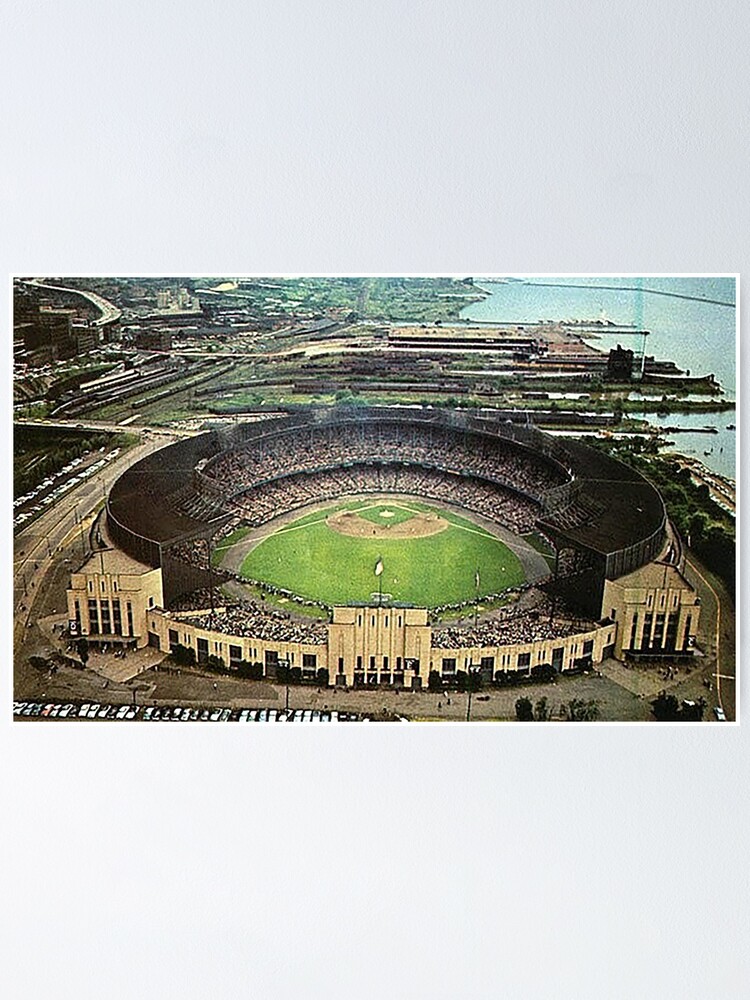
[1,2,746,997]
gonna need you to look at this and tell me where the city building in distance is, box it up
[13,276,737,723]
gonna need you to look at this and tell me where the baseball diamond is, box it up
[68,405,700,689]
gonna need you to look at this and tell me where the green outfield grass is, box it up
[228,500,525,607]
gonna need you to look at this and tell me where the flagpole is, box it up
[473,566,479,629]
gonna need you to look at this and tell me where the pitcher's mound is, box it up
[327,508,449,539]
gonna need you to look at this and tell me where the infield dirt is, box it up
[327,508,448,539]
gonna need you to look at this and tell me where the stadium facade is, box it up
[67,407,700,686]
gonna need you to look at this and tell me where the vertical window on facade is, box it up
[88,599,99,634]
[99,601,111,634]
[653,613,665,647]
[682,614,693,647]
[357,655,362,669]
[643,613,653,648]
[629,612,639,650]
[112,599,122,636]
[74,600,81,630]
[126,602,134,635]
[383,656,389,670]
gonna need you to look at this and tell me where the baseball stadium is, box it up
[67,407,701,688]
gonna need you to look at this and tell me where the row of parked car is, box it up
[14,448,120,528]
[13,701,362,722]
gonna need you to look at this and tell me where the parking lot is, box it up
[13,701,364,723]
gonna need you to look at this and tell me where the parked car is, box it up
[714,706,727,721]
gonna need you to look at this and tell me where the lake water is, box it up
[460,277,737,481]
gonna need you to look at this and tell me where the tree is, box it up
[515,696,534,721]
[561,698,600,721]
[651,692,706,721]
[455,670,468,692]
[170,643,196,667]
[534,697,550,721]
[681,697,706,721]
[290,666,302,684]
[428,670,443,693]
[276,663,291,684]
[76,637,89,667]
[316,667,330,687]
[650,691,681,721]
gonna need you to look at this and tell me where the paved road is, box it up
[15,417,196,436]
[23,278,122,327]
[684,553,736,721]
[13,431,180,647]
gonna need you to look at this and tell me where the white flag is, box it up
[374,557,384,577]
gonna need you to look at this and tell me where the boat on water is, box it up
[727,423,736,430]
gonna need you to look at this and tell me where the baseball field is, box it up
[218,498,526,607]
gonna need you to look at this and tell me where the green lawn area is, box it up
[355,503,424,527]
[236,502,524,606]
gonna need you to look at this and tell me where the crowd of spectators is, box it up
[169,587,224,611]
[181,600,329,646]
[201,424,568,501]
[433,593,597,649]
[229,464,541,534]
[168,537,211,570]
